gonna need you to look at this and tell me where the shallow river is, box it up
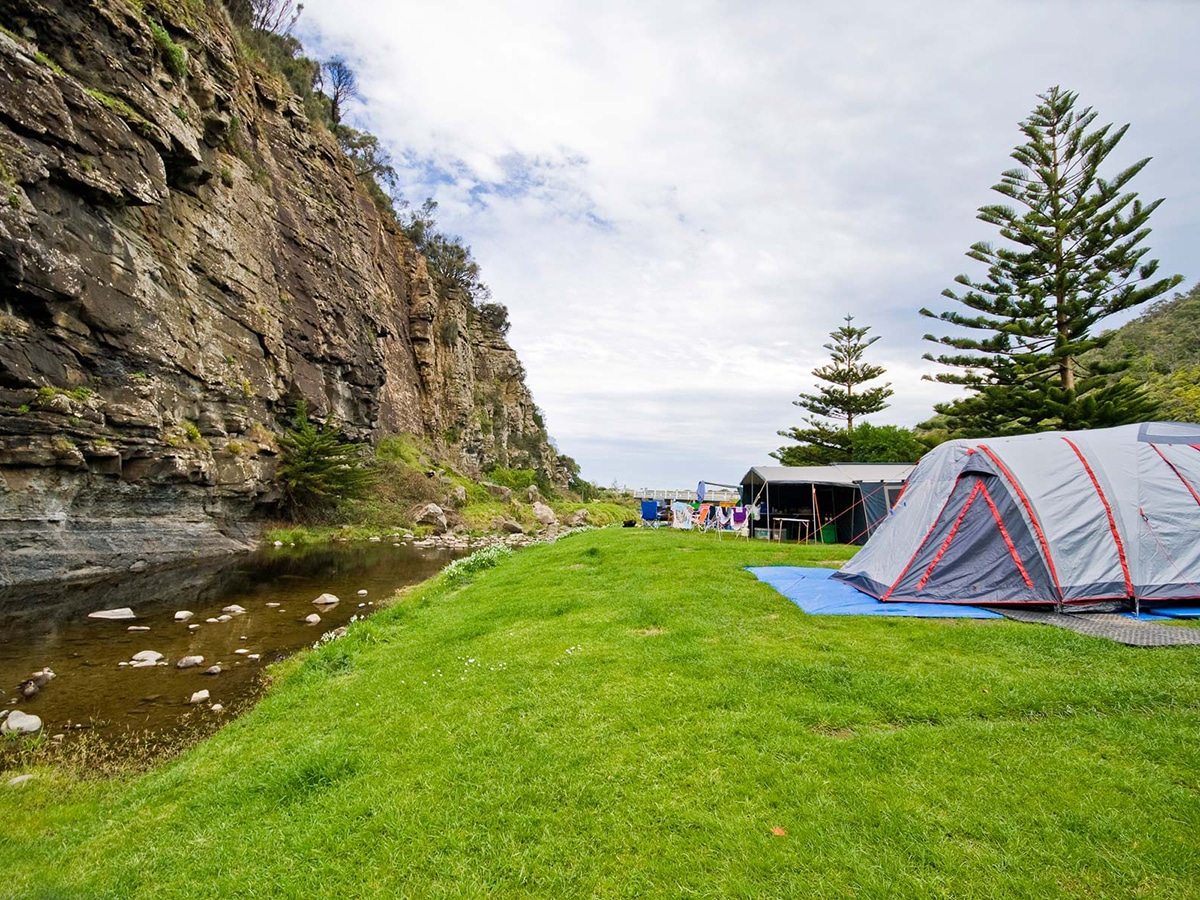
[0,542,461,743]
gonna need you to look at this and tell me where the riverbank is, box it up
[4,528,1199,897]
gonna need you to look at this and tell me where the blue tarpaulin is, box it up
[1144,606,1200,619]
[747,566,1003,619]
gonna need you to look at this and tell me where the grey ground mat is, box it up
[996,609,1200,647]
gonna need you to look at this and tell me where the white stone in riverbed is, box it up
[118,662,129,667]
[235,648,250,655]
[131,650,163,663]
[312,593,339,606]
[211,704,224,712]
[205,617,219,624]
[174,610,194,622]
[273,540,283,547]
[305,613,321,625]
[357,589,368,596]
[88,607,135,620]
[128,625,151,632]
[203,665,222,675]
[217,614,232,623]
[369,536,381,542]
[188,624,200,630]
[189,690,210,705]
[176,655,204,669]
[358,603,366,608]
[248,654,260,660]
[1,711,42,735]
[7,774,35,786]
[265,602,280,608]
[222,605,246,615]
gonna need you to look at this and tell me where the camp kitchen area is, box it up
[739,463,914,545]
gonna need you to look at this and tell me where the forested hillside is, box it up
[1090,282,1200,422]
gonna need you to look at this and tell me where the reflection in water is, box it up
[0,543,460,743]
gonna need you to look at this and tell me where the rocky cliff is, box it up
[0,0,563,586]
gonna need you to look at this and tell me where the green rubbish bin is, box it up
[819,522,837,544]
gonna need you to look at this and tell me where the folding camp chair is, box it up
[640,500,662,528]
[731,507,750,539]
[694,503,713,532]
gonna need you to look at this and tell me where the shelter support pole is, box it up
[812,484,821,545]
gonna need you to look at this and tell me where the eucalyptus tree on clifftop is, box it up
[922,86,1182,435]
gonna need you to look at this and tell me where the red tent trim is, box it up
[1062,437,1133,598]
[978,482,1035,590]
[978,444,1063,598]
[880,474,965,602]
[915,481,982,591]
[1150,443,1200,508]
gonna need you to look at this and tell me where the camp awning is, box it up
[740,463,915,488]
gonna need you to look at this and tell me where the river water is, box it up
[0,542,462,744]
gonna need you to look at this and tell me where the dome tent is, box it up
[833,422,1200,608]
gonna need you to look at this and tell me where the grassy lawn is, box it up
[4,528,1200,898]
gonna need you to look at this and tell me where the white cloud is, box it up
[300,0,1200,486]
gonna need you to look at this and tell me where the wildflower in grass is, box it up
[443,544,513,582]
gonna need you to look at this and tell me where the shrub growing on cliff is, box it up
[276,402,375,519]
[148,20,187,80]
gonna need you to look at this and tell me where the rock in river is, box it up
[1,711,43,735]
[189,690,210,705]
[174,610,194,622]
[88,607,136,621]
[312,593,340,606]
[176,655,205,669]
[305,613,321,625]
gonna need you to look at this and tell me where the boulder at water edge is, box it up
[189,690,210,705]
[413,503,448,534]
[1,711,43,735]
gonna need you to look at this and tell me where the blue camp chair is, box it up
[640,500,662,528]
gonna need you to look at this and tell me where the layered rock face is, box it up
[0,0,561,586]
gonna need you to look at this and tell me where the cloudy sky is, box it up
[298,0,1200,488]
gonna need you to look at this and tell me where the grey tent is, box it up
[834,422,1200,607]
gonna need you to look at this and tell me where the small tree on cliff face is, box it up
[774,316,893,464]
[922,86,1182,435]
[321,58,357,126]
[276,402,374,519]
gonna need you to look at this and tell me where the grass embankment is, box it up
[4,529,1200,898]
[266,434,635,543]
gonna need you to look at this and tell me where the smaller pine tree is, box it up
[774,316,893,464]
[276,401,375,519]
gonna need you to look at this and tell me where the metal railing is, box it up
[631,488,741,503]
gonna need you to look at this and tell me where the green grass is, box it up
[3,529,1199,898]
